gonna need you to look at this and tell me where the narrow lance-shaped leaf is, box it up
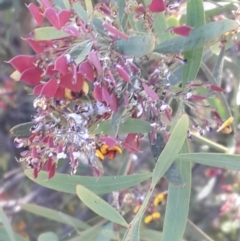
[114,35,156,56]
[162,141,191,241]
[33,27,70,40]
[0,226,28,241]
[20,204,90,230]
[150,132,184,186]
[182,0,205,86]
[24,170,152,195]
[177,153,240,171]
[38,232,58,241]
[154,19,238,53]
[0,206,16,241]
[90,118,152,135]
[152,114,189,186]
[10,122,34,137]
[212,45,225,85]
[76,185,128,227]
[67,221,106,241]
[72,2,88,22]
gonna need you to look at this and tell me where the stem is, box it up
[191,132,229,153]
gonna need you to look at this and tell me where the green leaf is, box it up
[67,221,106,241]
[76,185,128,227]
[152,114,189,186]
[0,226,27,241]
[164,162,185,186]
[110,106,125,138]
[162,141,191,241]
[98,222,121,241]
[24,170,152,195]
[177,153,240,171]
[182,0,205,86]
[114,35,156,56]
[92,18,105,34]
[74,42,93,65]
[0,206,16,241]
[122,218,141,241]
[90,118,152,135]
[85,0,93,16]
[20,204,89,230]
[38,232,58,241]
[153,13,171,44]
[140,229,162,241]
[10,122,34,137]
[150,133,184,186]
[33,27,70,40]
[117,0,127,30]
[212,45,225,85]
[72,2,88,22]
[154,19,238,53]
[167,16,179,28]
[53,0,66,9]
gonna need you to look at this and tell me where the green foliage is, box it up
[24,170,152,194]
[154,20,238,53]
[76,185,128,227]
[90,118,152,135]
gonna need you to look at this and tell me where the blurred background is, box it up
[1,0,240,240]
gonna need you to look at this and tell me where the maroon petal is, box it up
[48,136,54,147]
[149,0,166,12]
[172,25,192,36]
[39,0,52,8]
[58,10,71,28]
[209,84,224,92]
[54,55,69,75]
[92,166,102,177]
[100,136,116,148]
[33,84,44,95]
[40,77,58,97]
[122,134,140,152]
[20,67,43,85]
[8,55,36,73]
[109,93,118,112]
[88,51,103,75]
[46,158,53,172]
[142,83,158,101]
[72,63,77,82]
[103,22,128,39]
[165,108,172,121]
[60,73,83,91]
[48,162,56,179]
[63,24,80,37]
[46,65,57,76]
[190,95,206,101]
[32,147,38,158]
[116,65,130,82]
[54,86,65,99]
[27,3,44,26]
[78,61,95,82]
[102,87,111,105]
[93,84,103,102]
[24,38,54,53]
[33,167,38,179]
[44,8,60,30]
[106,70,116,86]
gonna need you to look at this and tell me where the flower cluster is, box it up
[9,0,229,178]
